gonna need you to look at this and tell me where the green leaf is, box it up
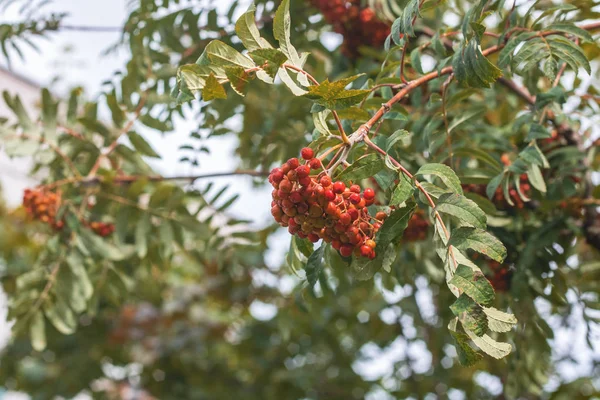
[304,78,371,110]
[390,0,420,39]
[135,214,151,258]
[483,307,517,333]
[527,164,546,193]
[449,227,506,263]
[466,331,512,359]
[128,131,161,158]
[486,173,504,200]
[376,203,417,250]
[417,163,463,194]
[200,40,255,69]
[336,154,384,183]
[224,66,252,97]
[30,311,46,351]
[450,329,483,366]
[449,264,495,307]
[351,203,416,280]
[43,297,77,335]
[547,23,594,43]
[390,173,414,205]
[106,93,125,128]
[410,48,424,74]
[382,244,396,273]
[436,193,487,229]
[453,39,502,88]
[235,4,272,51]
[249,49,288,79]
[305,244,325,288]
[450,294,488,336]
[527,123,551,141]
[41,88,58,141]
[386,129,410,151]
[203,72,228,101]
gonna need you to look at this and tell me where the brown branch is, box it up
[87,94,147,177]
[364,136,457,269]
[283,63,350,145]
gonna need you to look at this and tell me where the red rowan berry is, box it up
[365,239,376,249]
[339,213,351,225]
[324,189,335,201]
[349,193,361,204]
[375,211,387,221]
[333,181,345,194]
[360,245,372,257]
[296,165,310,178]
[287,158,300,169]
[320,175,332,187]
[309,158,321,170]
[301,147,314,160]
[350,184,361,193]
[308,233,320,243]
[340,244,354,257]
[363,188,375,200]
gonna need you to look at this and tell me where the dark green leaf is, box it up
[336,154,384,183]
[449,264,495,307]
[417,163,463,194]
[305,244,325,288]
[449,227,506,263]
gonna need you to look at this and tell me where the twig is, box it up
[283,63,350,144]
[364,136,457,269]
[87,94,147,177]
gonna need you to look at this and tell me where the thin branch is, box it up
[87,93,147,177]
[283,63,350,145]
[441,73,454,167]
[364,136,457,269]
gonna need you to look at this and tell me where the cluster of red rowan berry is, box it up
[23,188,114,237]
[403,209,429,242]
[309,0,390,58]
[486,260,512,292]
[22,188,65,230]
[88,221,116,237]
[269,148,386,259]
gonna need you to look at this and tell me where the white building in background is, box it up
[0,66,41,207]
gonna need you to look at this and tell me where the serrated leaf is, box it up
[249,48,288,79]
[450,329,483,366]
[466,330,512,359]
[305,244,325,288]
[386,129,410,151]
[450,294,488,336]
[224,66,252,97]
[449,264,495,307]
[382,244,396,273]
[336,154,384,183]
[312,110,333,136]
[483,307,517,332]
[351,203,416,280]
[417,163,463,194]
[201,40,255,69]
[453,40,502,88]
[235,4,273,51]
[304,76,370,110]
[486,173,504,200]
[377,203,417,250]
[203,72,227,101]
[527,123,551,141]
[449,227,506,263]
[547,23,594,43]
[390,0,420,39]
[128,132,161,158]
[436,193,486,229]
[390,173,414,205]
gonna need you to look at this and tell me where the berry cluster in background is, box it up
[23,188,64,230]
[307,0,390,58]
[269,148,386,259]
[22,187,115,237]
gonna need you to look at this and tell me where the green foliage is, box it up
[0,0,599,398]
